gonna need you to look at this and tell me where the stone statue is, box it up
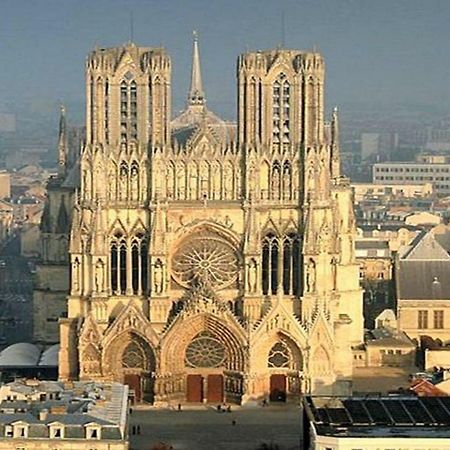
[331,258,338,290]
[272,167,280,200]
[306,259,316,293]
[119,165,127,200]
[247,260,257,293]
[153,260,164,294]
[95,259,104,293]
[130,165,139,201]
[72,258,80,292]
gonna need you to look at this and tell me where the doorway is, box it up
[186,374,203,402]
[270,374,287,402]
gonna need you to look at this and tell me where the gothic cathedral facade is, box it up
[59,36,363,403]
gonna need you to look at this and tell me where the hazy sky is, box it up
[0,0,449,121]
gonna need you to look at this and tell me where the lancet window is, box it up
[110,232,148,295]
[104,80,109,143]
[262,232,301,296]
[89,78,94,144]
[120,75,138,142]
[272,74,290,149]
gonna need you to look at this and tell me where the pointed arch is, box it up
[267,335,303,371]
[160,313,247,373]
[260,160,270,200]
[311,345,331,376]
[166,161,175,199]
[282,160,292,200]
[80,343,102,378]
[262,232,279,295]
[223,160,234,200]
[130,161,139,201]
[271,160,281,200]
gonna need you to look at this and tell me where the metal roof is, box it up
[0,343,40,367]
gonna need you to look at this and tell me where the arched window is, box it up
[110,241,118,293]
[89,78,95,144]
[130,233,148,295]
[185,331,226,368]
[130,81,137,139]
[283,233,301,296]
[262,233,279,295]
[110,232,126,295]
[268,341,291,368]
[271,161,281,200]
[272,74,290,149]
[131,239,140,294]
[262,232,301,296]
[120,77,138,143]
[122,341,145,369]
[120,81,128,143]
[283,161,292,201]
[104,80,109,143]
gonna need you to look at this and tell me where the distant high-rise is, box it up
[57,35,363,403]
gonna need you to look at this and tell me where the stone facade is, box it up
[33,107,81,344]
[58,36,363,403]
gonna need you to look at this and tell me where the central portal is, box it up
[186,374,224,403]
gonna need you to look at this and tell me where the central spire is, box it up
[188,31,205,106]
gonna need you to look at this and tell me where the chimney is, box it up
[39,409,48,421]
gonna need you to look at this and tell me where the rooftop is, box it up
[304,395,450,438]
[0,380,128,441]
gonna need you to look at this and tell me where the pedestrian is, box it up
[217,404,222,412]
[231,419,236,426]
[131,425,136,435]
[137,424,141,435]
[129,407,133,415]
[177,403,182,411]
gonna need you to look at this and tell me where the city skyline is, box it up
[0,0,449,121]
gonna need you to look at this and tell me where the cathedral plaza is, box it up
[129,405,301,450]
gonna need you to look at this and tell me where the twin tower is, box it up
[58,35,363,404]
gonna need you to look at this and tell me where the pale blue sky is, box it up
[0,0,449,120]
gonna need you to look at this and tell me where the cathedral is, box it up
[56,35,363,404]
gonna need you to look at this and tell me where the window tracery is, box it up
[185,331,226,368]
[172,232,238,289]
[272,74,290,149]
[120,77,138,142]
[268,341,291,368]
[262,232,301,296]
[110,232,148,295]
[122,341,145,369]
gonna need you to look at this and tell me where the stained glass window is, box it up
[185,331,226,368]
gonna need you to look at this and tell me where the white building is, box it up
[373,160,450,196]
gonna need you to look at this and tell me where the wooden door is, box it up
[124,374,142,403]
[207,374,224,403]
[270,374,286,402]
[186,374,203,402]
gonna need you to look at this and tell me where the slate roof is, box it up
[397,261,450,300]
[397,226,450,300]
[355,240,389,250]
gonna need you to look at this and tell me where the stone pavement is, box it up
[129,404,302,450]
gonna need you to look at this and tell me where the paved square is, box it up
[129,405,302,450]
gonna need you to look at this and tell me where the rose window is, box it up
[172,233,238,288]
[185,331,227,368]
